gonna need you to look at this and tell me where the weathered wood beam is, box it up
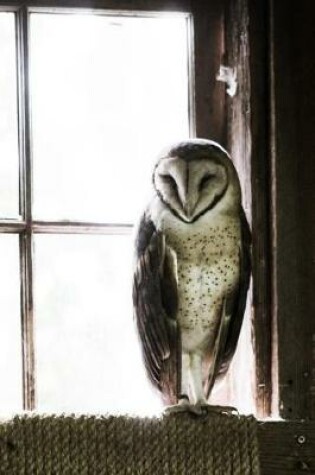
[269,0,315,420]
[225,0,273,418]
[191,0,226,144]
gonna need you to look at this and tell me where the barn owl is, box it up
[133,139,251,413]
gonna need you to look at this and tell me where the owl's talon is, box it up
[164,400,207,417]
[196,404,239,416]
[164,400,239,417]
[164,403,190,415]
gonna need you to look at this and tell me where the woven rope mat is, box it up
[0,411,260,474]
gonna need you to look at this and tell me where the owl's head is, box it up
[153,139,241,223]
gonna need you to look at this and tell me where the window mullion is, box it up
[32,221,133,235]
[19,232,35,410]
[16,6,36,411]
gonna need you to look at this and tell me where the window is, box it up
[31,12,191,414]
[0,1,258,417]
[30,13,191,223]
[0,7,192,415]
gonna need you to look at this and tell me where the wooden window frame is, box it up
[0,0,278,420]
[2,3,139,411]
[0,0,229,412]
[3,0,315,468]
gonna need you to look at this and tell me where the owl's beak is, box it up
[182,196,198,220]
[183,203,193,218]
[176,166,198,221]
[176,179,198,220]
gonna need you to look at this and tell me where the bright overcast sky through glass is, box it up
[30,12,191,223]
[30,12,191,416]
[0,13,19,218]
[0,235,22,414]
[35,234,163,415]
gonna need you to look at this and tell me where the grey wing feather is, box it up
[206,207,251,397]
[133,214,179,405]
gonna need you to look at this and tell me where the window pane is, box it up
[0,13,19,218]
[34,234,162,415]
[31,13,190,223]
[0,235,22,413]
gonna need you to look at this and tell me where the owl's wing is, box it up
[133,214,180,405]
[206,207,251,397]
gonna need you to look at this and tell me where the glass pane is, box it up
[0,235,22,413]
[35,234,162,415]
[0,13,19,218]
[31,13,190,223]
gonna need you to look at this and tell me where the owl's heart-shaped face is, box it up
[153,142,240,223]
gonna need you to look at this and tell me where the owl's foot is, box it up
[164,402,208,416]
[164,401,239,417]
[189,400,209,416]
[164,395,191,414]
[195,403,239,416]
[164,397,208,416]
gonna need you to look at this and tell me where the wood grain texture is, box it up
[246,0,273,418]
[270,0,315,420]
[191,0,226,144]
[244,0,315,421]
[292,2,315,421]
[225,0,273,418]
[259,421,315,474]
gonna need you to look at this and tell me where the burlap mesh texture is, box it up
[0,411,260,474]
